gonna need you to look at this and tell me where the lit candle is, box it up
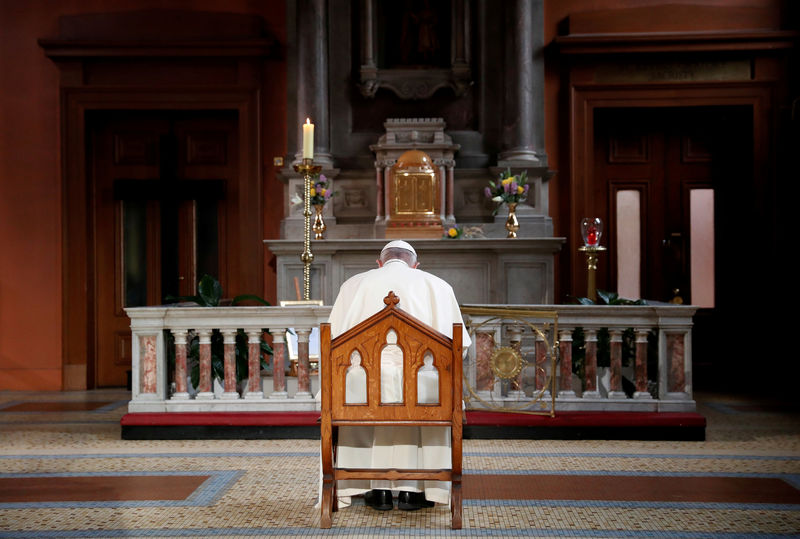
[302,118,314,160]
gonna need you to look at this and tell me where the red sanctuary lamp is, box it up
[578,218,607,302]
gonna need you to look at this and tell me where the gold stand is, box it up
[578,245,606,302]
[293,158,322,301]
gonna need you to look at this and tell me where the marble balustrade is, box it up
[125,303,697,413]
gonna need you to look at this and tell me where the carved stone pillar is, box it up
[582,329,601,399]
[296,328,312,398]
[633,329,653,400]
[270,329,288,399]
[171,329,190,400]
[558,329,575,398]
[244,330,265,399]
[296,0,332,168]
[221,329,239,399]
[196,329,214,400]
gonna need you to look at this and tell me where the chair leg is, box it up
[320,481,333,528]
[451,480,462,530]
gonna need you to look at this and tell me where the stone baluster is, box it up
[508,326,524,398]
[534,333,549,397]
[633,329,653,400]
[295,328,312,398]
[244,329,265,399]
[558,329,575,398]
[221,329,239,399]
[196,329,214,400]
[171,329,190,400]
[608,329,627,398]
[270,329,288,399]
[582,329,600,399]
[475,331,495,398]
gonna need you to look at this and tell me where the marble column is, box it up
[374,164,384,220]
[139,334,158,395]
[608,329,627,399]
[296,0,333,168]
[270,329,288,399]
[666,331,689,399]
[498,0,542,165]
[558,329,575,398]
[633,329,653,400]
[171,329,190,400]
[245,330,265,399]
[582,329,600,399]
[221,329,239,400]
[196,330,214,400]
[296,328,313,398]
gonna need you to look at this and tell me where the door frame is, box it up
[60,90,262,389]
[567,84,773,299]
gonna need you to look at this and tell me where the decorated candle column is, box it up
[270,329,288,399]
[220,329,239,400]
[171,329,190,400]
[244,329,265,399]
[196,329,214,400]
[582,329,601,399]
[295,328,312,398]
[633,329,653,399]
[558,329,576,397]
[608,329,627,399]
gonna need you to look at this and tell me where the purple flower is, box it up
[319,174,327,183]
[523,184,530,195]
[484,186,492,198]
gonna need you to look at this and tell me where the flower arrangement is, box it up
[309,174,333,206]
[485,168,529,206]
[444,225,463,239]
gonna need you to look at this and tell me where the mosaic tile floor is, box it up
[0,389,798,538]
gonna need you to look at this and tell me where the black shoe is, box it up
[364,489,393,511]
[397,491,435,511]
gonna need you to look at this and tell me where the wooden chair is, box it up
[319,291,463,529]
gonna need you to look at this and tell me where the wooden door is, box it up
[593,107,751,387]
[88,110,238,387]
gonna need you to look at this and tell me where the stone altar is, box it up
[265,238,564,306]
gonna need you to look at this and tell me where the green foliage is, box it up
[165,275,273,391]
[572,289,648,306]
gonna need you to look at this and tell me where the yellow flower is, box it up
[501,177,513,185]
[310,188,317,197]
[448,227,458,237]
[517,185,524,194]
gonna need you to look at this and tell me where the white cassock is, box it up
[322,258,471,508]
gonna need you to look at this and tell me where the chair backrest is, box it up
[320,291,462,426]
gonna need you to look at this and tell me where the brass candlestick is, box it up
[578,245,606,302]
[293,158,322,301]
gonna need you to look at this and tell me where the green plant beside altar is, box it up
[165,274,273,391]
[568,290,657,397]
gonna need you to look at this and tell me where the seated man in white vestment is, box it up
[326,240,472,511]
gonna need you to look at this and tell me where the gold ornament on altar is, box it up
[386,150,443,238]
[489,346,524,379]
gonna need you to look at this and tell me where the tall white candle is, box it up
[302,118,314,160]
